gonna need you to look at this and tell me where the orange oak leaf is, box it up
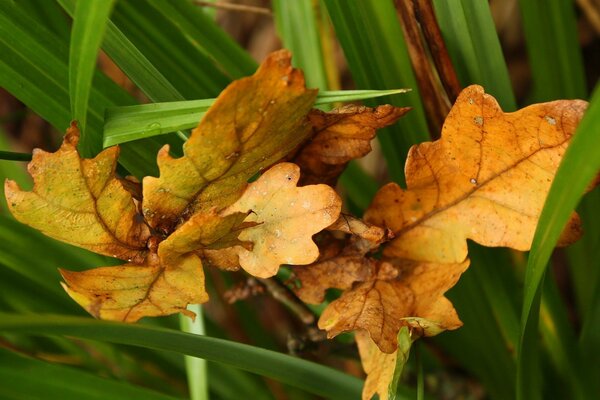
[5,123,150,263]
[142,50,318,233]
[365,85,587,263]
[221,162,342,278]
[294,105,410,185]
[60,251,207,322]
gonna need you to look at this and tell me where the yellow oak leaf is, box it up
[5,123,150,263]
[294,105,410,185]
[142,50,318,233]
[356,331,398,400]
[222,162,342,278]
[60,251,207,322]
[356,328,414,400]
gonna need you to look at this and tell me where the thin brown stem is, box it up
[258,277,317,325]
[414,0,462,102]
[395,0,449,137]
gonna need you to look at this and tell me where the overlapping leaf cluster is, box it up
[5,51,588,400]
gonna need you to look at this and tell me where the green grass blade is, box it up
[0,151,31,162]
[58,0,185,103]
[518,0,586,101]
[432,0,516,110]
[0,131,30,215]
[180,305,208,400]
[102,89,410,146]
[147,0,255,80]
[0,347,182,400]
[273,0,328,89]
[338,162,379,213]
[69,0,115,151]
[323,0,429,183]
[0,314,363,400]
[434,262,516,400]
[539,274,592,399]
[517,85,600,400]
[0,1,183,176]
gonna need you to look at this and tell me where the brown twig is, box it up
[395,0,449,137]
[194,1,272,16]
[414,0,462,102]
[577,0,600,35]
[258,277,317,326]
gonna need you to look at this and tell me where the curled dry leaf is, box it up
[142,49,318,233]
[319,259,468,353]
[5,123,149,263]
[294,105,410,185]
[222,162,342,278]
[293,215,388,304]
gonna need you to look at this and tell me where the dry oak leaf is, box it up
[143,50,317,233]
[355,329,416,400]
[60,251,207,322]
[60,204,254,321]
[356,331,398,400]
[318,259,468,354]
[221,162,342,278]
[294,105,410,185]
[293,215,390,304]
[5,123,150,263]
[365,85,587,263]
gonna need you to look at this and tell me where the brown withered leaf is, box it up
[294,105,410,185]
[293,255,375,304]
[319,259,467,353]
[61,252,207,322]
[143,50,318,233]
[222,162,342,278]
[5,123,149,263]
[365,85,587,263]
[327,214,390,244]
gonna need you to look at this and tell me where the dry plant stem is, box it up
[258,277,317,326]
[395,0,449,136]
[414,0,462,102]
[577,0,600,34]
[194,1,272,16]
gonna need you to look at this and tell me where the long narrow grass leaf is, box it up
[323,0,429,183]
[517,86,600,400]
[103,89,410,146]
[0,314,363,400]
[180,305,209,400]
[518,0,586,101]
[0,347,182,400]
[0,151,32,162]
[69,0,116,151]
[273,0,328,89]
